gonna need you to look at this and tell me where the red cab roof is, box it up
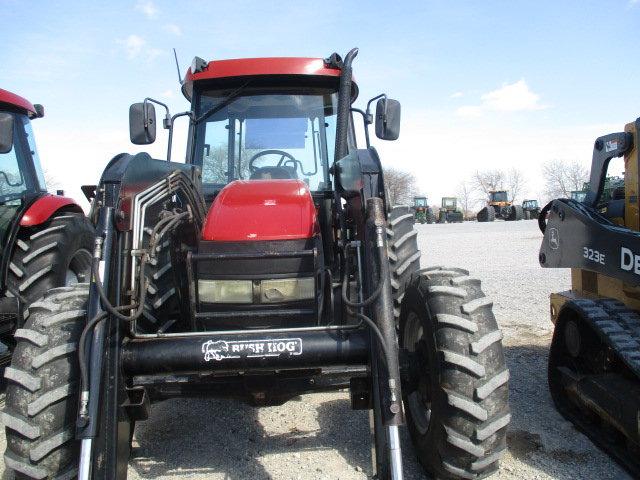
[183,57,348,100]
[0,88,36,117]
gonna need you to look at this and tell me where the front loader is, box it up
[3,50,510,480]
[539,118,640,476]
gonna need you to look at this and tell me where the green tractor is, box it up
[411,196,435,224]
[521,199,540,220]
[438,197,464,223]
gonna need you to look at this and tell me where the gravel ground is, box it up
[0,220,631,479]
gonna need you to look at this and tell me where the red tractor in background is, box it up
[3,51,509,480]
[0,89,93,364]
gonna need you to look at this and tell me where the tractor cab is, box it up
[0,90,47,230]
[413,196,427,208]
[570,190,586,202]
[489,190,508,204]
[522,199,538,209]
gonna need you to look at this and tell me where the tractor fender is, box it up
[19,194,83,227]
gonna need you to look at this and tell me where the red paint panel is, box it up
[20,195,82,226]
[202,180,317,241]
[0,88,36,116]
[186,57,340,84]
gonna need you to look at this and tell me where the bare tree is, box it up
[384,167,418,205]
[456,180,478,219]
[472,169,504,199]
[506,168,525,203]
[542,159,588,199]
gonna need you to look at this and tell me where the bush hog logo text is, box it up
[202,338,303,362]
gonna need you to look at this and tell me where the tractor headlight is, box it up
[197,278,315,304]
[198,280,253,303]
[260,278,314,303]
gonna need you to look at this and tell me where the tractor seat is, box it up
[250,166,296,180]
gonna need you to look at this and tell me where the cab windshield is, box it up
[192,86,338,193]
[414,198,427,207]
[490,191,508,202]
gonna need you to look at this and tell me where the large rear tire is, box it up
[387,206,421,325]
[3,283,88,479]
[400,267,510,479]
[6,212,93,306]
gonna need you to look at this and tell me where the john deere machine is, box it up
[411,196,434,224]
[539,118,640,476]
[3,50,510,480]
[521,199,540,220]
[0,88,93,365]
[477,190,523,222]
[438,197,464,223]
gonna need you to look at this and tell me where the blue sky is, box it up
[2,0,640,206]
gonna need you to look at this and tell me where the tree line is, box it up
[383,159,589,218]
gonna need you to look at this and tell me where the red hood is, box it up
[202,180,318,241]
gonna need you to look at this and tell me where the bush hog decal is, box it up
[202,338,303,362]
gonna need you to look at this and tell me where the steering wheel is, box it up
[248,150,298,174]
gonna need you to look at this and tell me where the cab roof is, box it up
[182,57,356,101]
[0,88,37,117]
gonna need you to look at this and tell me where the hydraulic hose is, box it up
[341,243,385,308]
[77,209,191,424]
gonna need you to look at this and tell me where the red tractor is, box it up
[0,89,93,365]
[3,51,509,480]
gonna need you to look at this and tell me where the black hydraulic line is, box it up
[341,244,384,308]
[334,48,358,161]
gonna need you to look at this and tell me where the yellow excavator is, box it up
[539,117,640,476]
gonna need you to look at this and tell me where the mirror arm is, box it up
[366,93,387,121]
[166,111,195,162]
[143,97,171,129]
[350,108,371,148]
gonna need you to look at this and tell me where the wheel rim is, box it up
[404,311,431,435]
[66,248,92,285]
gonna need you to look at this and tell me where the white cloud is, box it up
[117,35,164,61]
[118,34,145,59]
[450,91,464,99]
[161,89,174,98]
[164,24,182,36]
[135,0,158,18]
[481,79,547,112]
[454,79,547,117]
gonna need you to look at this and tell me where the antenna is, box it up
[173,48,183,85]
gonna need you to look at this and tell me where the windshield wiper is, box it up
[194,80,252,125]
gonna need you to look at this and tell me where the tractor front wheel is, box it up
[400,266,510,479]
[3,283,88,479]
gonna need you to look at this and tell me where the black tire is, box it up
[524,210,531,220]
[138,225,179,333]
[3,283,88,479]
[6,212,93,307]
[387,206,421,324]
[506,205,523,221]
[476,207,495,223]
[400,266,510,479]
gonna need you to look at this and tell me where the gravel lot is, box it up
[0,220,631,479]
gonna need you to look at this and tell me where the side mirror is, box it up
[33,104,45,118]
[0,113,14,154]
[129,102,156,145]
[375,98,401,141]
